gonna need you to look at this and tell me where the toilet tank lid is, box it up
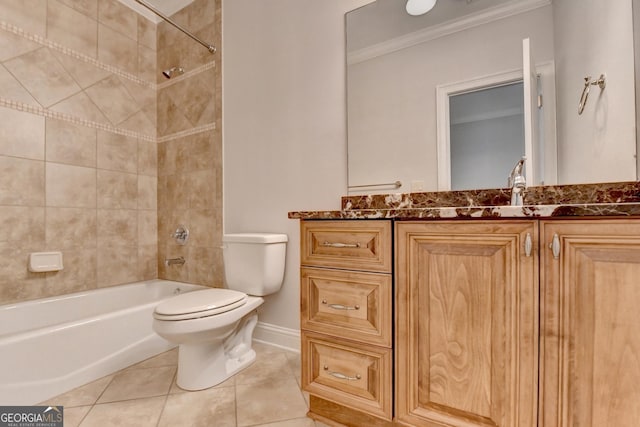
[223,233,288,244]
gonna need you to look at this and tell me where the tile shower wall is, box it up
[156,0,223,287]
[0,0,222,305]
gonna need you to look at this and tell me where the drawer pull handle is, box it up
[324,366,361,381]
[322,300,360,310]
[322,241,361,249]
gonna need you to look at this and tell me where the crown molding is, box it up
[347,0,551,65]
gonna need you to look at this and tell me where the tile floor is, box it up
[41,343,331,427]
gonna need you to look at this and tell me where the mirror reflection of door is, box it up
[449,83,525,190]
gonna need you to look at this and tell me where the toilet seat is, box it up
[154,289,248,321]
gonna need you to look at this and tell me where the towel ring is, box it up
[578,74,606,115]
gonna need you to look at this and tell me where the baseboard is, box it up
[253,321,301,353]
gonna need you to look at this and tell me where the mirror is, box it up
[346,0,639,194]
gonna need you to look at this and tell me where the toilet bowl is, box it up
[152,233,287,391]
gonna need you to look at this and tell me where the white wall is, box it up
[223,0,373,341]
[553,0,637,183]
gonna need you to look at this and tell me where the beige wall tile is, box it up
[118,111,156,137]
[86,76,139,126]
[158,243,188,282]
[56,0,99,19]
[138,244,158,280]
[50,50,111,89]
[0,156,44,206]
[138,175,157,210]
[97,130,137,173]
[0,31,40,62]
[157,174,189,211]
[46,162,96,208]
[97,208,137,246]
[96,244,139,287]
[98,0,138,41]
[46,207,97,249]
[0,0,47,36]
[0,245,48,304]
[138,210,157,246]
[0,107,45,160]
[0,206,45,247]
[0,65,40,105]
[137,140,157,176]
[187,170,216,210]
[4,48,82,108]
[50,92,110,124]
[98,24,137,75]
[47,0,98,58]
[137,44,157,84]
[186,209,216,247]
[187,246,221,286]
[97,170,137,209]
[46,119,97,168]
[44,248,97,294]
[187,0,216,33]
[137,16,157,51]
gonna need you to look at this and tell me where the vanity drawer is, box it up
[301,331,392,420]
[300,267,392,347]
[300,220,392,273]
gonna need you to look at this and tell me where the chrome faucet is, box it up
[507,157,526,206]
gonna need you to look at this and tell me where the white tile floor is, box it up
[42,343,330,427]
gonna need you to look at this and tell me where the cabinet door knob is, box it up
[524,232,532,257]
[550,233,560,259]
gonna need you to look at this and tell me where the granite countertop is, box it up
[288,181,640,220]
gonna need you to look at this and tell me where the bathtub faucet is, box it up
[165,256,186,267]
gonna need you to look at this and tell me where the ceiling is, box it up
[117,0,195,23]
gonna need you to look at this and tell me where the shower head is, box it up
[162,67,184,79]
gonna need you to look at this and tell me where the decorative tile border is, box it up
[157,123,217,143]
[0,21,155,90]
[0,22,217,144]
[156,61,217,89]
[0,97,156,141]
[0,97,216,143]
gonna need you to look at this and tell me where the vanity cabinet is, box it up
[395,221,539,427]
[300,220,394,424]
[300,217,640,427]
[396,218,640,427]
[539,220,640,427]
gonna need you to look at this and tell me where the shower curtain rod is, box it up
[134,0,216,54]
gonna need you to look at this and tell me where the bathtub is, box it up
[0,279,205,405]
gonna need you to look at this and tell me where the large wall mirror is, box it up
[346,0,639,194]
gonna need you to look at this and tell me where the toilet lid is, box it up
[154,289,247,320]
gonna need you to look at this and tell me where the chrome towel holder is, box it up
[578,74,606,115]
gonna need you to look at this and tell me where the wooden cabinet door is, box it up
[540,220,640,427]
[396,221,538,427]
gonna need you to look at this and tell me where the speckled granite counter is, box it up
[288,181,640,220]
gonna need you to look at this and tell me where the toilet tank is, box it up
[222,233,288,296]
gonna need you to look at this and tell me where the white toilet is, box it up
[152,233,288,391]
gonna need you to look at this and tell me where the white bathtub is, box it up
[0,279,205,405]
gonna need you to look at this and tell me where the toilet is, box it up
[152,233,288,391]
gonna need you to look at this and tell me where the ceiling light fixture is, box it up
[406,0,437,16]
